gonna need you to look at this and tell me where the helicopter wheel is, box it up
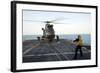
[47,35,55,42]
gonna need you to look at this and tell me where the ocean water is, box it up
[23,34,91,45]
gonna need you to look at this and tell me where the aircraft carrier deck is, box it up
[23,39,91,63]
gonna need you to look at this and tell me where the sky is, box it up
[23,10,91,35]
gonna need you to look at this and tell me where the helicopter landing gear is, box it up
[56,35,59,42]
[47,35,55,43]
[37,37,40,41]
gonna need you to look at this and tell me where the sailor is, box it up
[73,35,83,59]
[42,28,46,38]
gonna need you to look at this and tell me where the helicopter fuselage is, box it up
[42,23,55,42]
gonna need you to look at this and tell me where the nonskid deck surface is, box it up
[23,39,91,63]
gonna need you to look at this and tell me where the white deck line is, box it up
[54,53,63,61]
[23,43,40,55]
[23,51,90,57]
[53,46,70,60]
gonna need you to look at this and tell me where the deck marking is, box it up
[23,41,91,61]
[53,46,70,60]
[23,51,90,57]
[23,43,40,55]
[55,44,70,60]
[46,43,63,61]
[55,53,63,61]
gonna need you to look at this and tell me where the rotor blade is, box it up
[23,20,52,24]
[23,20,44,22]
[50,18,69,23]
[53,22,69,24]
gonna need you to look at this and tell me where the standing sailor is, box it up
[73,35,83,59]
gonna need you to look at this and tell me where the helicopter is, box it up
[41,21,55,42]
[24,18,68,42]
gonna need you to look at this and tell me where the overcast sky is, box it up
[23,10,91,35]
